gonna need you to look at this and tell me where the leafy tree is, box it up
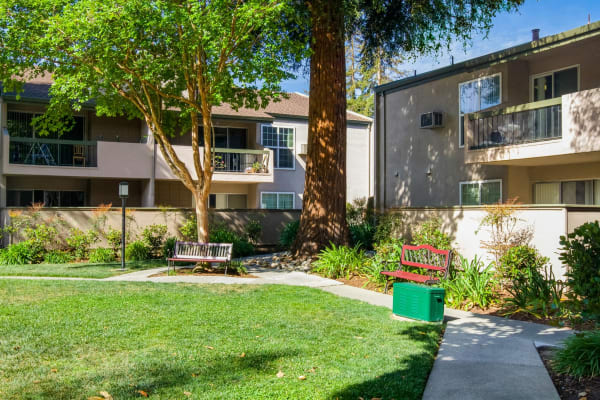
[0,0,309,242]
[293,0,523,255]
[347,34,407,117]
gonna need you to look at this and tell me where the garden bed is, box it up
[539,347,600,400]
[151,266,257,278]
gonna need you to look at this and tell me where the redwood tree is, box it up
[293,0,524,255]
[294,0,349,255]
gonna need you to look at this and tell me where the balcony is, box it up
[467,98,562,150]
[155,146,274,183]
[464,88,600,165]
[8,137,98,167]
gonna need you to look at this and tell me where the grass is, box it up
[0,259,165,279]
[0,280,442,400]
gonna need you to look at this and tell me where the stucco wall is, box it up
[384,205,599,278]
[375,34,600,209]
[1,207,300,245]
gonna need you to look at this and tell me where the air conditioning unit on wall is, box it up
[420,112,444,129]
[298,143,308,155]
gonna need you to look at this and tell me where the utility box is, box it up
[393,283,445,322]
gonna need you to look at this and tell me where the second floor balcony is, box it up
[464,87,600,165]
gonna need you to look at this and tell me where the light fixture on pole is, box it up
[119,182,129,270]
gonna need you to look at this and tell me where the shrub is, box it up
[179,214,198,242]
[498,245,549,281]
[43,250,73,264]
[477,198,533,265]
[373,213,404,245]
[229,260,248,275]
[66,228,98,260]
[279,220,299,248]
[162,237,177,259]
[24,223,61,252]
[440,255,498,310]
[244,219,262,245]
[559,221,600,318]
[554,331,600,378]
[349,222,376,250]
[142,224,168,258]
[89,248,116,263]
[313,244,367,279]
[346,197,374,225]
[209,226,254,258]
[411,217,452,250]
[0,241,37,265]
[503,263,565,320]
[125,240,150,261]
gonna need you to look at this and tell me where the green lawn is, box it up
[0,260,165,279]
[0,280,441,399]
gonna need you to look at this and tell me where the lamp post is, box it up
[119,182,129,270]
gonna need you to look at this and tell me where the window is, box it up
[459,180,502,205]
[532,66,579,101]
[261,192,295,209]
[261,125,294,169]
[533,180,600,205]
[7,190,85,207]
[458,74,501,147]
[198,127,248,149]
[208,194,247,209]
[7,111,85,140]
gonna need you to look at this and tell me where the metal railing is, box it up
[467,98,562,150]
[8,137,98,167]
[211,148,270,173]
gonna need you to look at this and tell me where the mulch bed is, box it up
[150,267,257,278]
[335,275,385,292]
[539,347,600,400]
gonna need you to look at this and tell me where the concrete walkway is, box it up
[2,266,572,399]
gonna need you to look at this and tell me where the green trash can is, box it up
[392,282,445,322]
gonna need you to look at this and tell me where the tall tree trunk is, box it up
[292,0,348,255]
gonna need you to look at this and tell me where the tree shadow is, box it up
[14,349,299,399]
[329,323,442,400]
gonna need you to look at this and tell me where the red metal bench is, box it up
[167,241,233,275]
[380,244,452,293]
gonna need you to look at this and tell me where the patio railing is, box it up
[467,97,562,150]
[8,137,98,167]
[212,148,270,173]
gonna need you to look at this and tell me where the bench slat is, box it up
[381,270,440,283]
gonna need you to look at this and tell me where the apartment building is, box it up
[0,78,373,210]
[374,22,600,209]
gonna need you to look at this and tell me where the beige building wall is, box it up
[376,33,600,209]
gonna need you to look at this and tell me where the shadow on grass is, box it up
[20,349,298,399]
[330,324,443,400]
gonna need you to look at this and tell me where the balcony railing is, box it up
[8,137,98,167]
[467,97,562,150]
[212,148,270,173]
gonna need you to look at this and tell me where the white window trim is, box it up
[458,73,502,148]
[260,191,295,209]
[260,124,296,170]
[529,64,580,102]
[459,179,502,205]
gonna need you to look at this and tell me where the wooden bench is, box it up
[167,241,233,275]
[380,244,452,293]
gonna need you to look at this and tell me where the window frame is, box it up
[529,65,580,102]
[458,73,502,148]
[260,192,295,209]
[459,179,502,206]
[6,189,86,207]
[533,178,600,205]
[260,124,295,170]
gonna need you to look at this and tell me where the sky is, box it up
[281,0,600,94]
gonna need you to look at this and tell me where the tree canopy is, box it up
[0,0,310,240]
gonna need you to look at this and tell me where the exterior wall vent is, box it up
[420,112,443,129]
[299,143,308,155]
